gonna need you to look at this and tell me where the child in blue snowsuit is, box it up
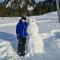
[16,16,29,56]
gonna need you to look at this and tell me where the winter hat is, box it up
[21,16,26,20]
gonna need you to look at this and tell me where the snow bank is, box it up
[0,17,20,24]
[0,11,58,25]
[0,22,17,27]
[34,11,58,23]
[0,40,21,60]
[48,30,60,55]
[43,29,60,59]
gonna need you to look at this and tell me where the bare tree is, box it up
[56,0,60,22]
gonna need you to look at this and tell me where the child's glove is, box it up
[17,34,20,39]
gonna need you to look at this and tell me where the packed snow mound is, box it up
[49,30,60,54]
[44,29,60,56]
[34,11,58,23]
[0,40,21,60]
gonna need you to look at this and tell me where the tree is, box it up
[56,0,60,22]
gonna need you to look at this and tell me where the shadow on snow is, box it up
[0,32,18,52]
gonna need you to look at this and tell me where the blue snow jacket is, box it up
[16,20,29,38]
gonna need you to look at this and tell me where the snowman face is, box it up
[29,17,37,24]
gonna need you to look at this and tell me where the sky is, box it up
[34,0,45,3]
[0,0,45,3]
[0,0,5,3]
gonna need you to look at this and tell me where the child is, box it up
[16,16,29,56]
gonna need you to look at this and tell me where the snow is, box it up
[0,11,58,24]
[0,40,20,60]
[34,12,58,23]
[0,11,60,60]
[6,0,14,8]
[43,30,60,60]
[6,0,45,8]
[27,17,44,54]
[6,1,11,8]
[34,0,45,3]
[28,6,34,11]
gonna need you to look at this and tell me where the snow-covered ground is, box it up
[0,11,58,24]
[0,11,60,60]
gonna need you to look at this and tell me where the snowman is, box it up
[27,17,44,55]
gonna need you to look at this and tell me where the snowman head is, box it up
[29,17,37,24]
[28,17,39,36]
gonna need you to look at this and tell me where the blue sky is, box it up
[0,0,5,3]
[34,0,45,3]
[0,0,45,3]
